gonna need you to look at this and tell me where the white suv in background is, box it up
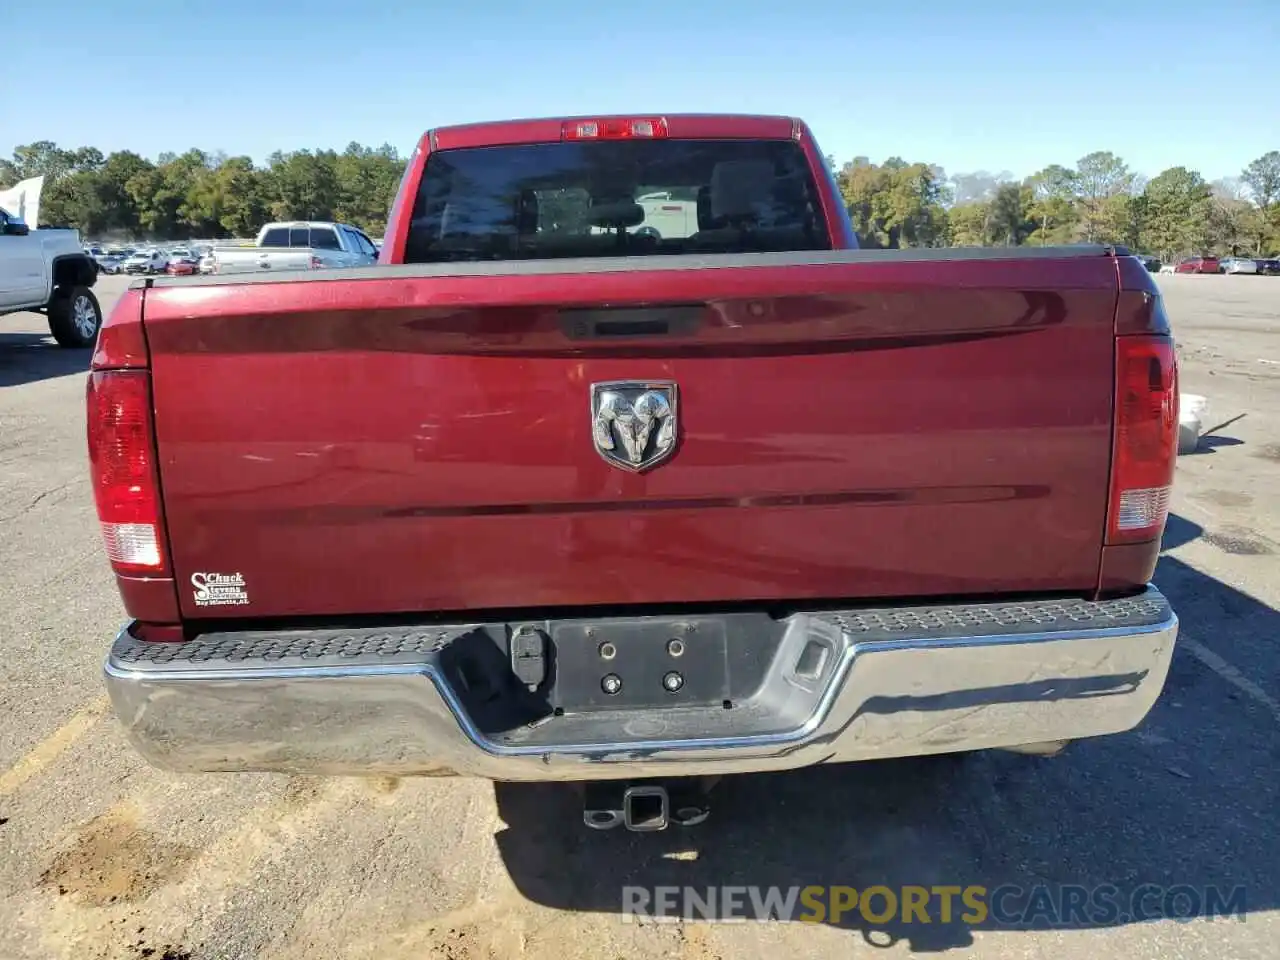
[121,249,169,275]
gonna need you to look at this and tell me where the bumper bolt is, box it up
[663,671,684,693]
[666,638,685,657]
[601,673,622,695]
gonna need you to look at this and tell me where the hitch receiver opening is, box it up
[623,785,669,832]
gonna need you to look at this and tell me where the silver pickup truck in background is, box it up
[0,207,102,347]
[206,221,379,275]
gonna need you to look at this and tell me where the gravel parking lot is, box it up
[1,273,1277,960]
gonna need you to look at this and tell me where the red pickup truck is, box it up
[94,114,1179,832]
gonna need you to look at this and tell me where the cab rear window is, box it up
[403,139,830,262]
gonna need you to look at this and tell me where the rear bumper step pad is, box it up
[104,587,1177,781]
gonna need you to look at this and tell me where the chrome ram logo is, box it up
[590,381,679,472]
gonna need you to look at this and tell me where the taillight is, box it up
[86,370,167,574]
[1107,335,1178,544]
[562,117,668,140]
[310,255,322,269]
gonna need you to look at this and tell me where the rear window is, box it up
[261,227,289,247]
[403,139,830,263]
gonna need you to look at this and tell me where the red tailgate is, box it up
[142,254,1117,619]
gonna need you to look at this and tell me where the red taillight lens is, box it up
[310,255,322,269]
[1107,335,1178,544]
[87,370,167,574]
[562,117,668,140]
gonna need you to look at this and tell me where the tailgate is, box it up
[213,250,312,274]
[142,252,1118,619]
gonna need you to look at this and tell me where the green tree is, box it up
[1074,151,1132,241]
[1142,167,1212,259]
[211,157,268,237]
[1206,197,1259,255]
[987,183,1032,246]
[332,142,404,235]
[838,158,947,247]
[947,203,991,246]
[1099,192,1145,248]
[1241,151,1280,209]
[1240,151,1280,254]
[1233,204,1272,256]
[40,171,111,231]
[98,151,155,234]
[1025,164,1078,245]
[263,149,340,221]
[119,149,209,236]
[1,139,408,239]
[8,141,76,182]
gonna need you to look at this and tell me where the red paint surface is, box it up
[140,256,1121,620]
[91,288,149,370]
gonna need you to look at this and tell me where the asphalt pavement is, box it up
[0,272,1276,959]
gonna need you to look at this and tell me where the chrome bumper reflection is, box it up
[104,587,1178,782]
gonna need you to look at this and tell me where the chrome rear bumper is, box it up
[104,587,1177,782]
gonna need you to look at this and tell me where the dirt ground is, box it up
[1,272,1276,959]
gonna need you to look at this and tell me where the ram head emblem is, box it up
[590,381,679,471]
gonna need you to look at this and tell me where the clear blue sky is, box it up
[2,0,1276,181]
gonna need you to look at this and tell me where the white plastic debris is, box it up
[1178,393,1208,455]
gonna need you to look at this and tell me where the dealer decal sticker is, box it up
[191,572,250,606]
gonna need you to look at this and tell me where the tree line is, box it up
[3,139,1279,257]
[0,141,404,240]
[832,150,1280,258]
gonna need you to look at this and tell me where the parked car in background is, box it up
[1175,256,1221,274]
[0,207,103,346]
[1221,256,1257,275]
[95,253,126,274]
[206,221,379,275]
[1256,257,1280,276]
[122,249,169,275]
[1136,254,1161,272]
[197,250,217,274]
[166,256,198,277]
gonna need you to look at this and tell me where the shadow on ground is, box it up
[494,513,1279,951]
[1185,435,1245,455]
[1184,412,1248,456]
[0,331,91,388]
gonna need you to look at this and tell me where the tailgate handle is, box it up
[561,305,702,340]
